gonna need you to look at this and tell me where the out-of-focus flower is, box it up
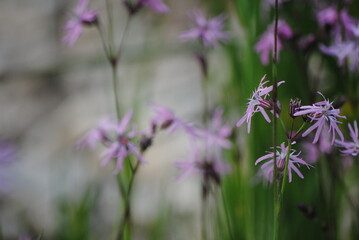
[77,111,145,174]
[255,20,293,65]
[255,142,312,183]
[125,0,169,14]
[139,0,169,13]
[294,92,346,144]
[175,108,232,197]
[180,11,229,48]
[175,147,230,181]
[76,117,115,150]
[301,126,332,164]
[63,0,98,46]
[150,103,199,138]
[198,108,232,149]
[0,141,17,164]
[236,75,285,133]
[319,35,359,71]
[266,0,289,5]
[336,121,359,156]
[319,39,355,66]
[317,7,338,28]
[317,7,356,37]
[298,34,316,51]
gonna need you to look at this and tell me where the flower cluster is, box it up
[236,75,285,133]
[318,7,359,71]
[175,108,232,196]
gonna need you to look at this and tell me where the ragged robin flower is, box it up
[236,75,284,133]
[255,142,312,183]
[63,0,98,46]
[293,92,346,144]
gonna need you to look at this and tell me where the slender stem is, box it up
[279,140,292,200]
[117,161,141,240]
[116,14,132,60]
[105,0,115,55]
[278,117,287,133]
[202,74,209,125]
[111,64,121,119]
[292,122,307,140]
[273,139,292,240]
[201,193,207,240]
[272,0,279,239]
[95,23,110,59]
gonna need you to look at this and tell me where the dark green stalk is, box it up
[272,0,279,239]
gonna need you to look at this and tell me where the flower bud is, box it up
[161,119,173,129]
[289,98,301,118]
[276,157,286,171]
[258,99,273,110]
[140,136,152,152]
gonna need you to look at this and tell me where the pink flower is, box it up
[63,0,98,46]
[301,127,332,164]
[319,39,356,67]
[294,92,346,144]
[317,7,338,28]
[76,117,115,150]
[180,11,229,48]
[256,142,312,183]
[236,75,285,133]
[198,108,232,149]
[77,111,146,174]
[255,20,293,65]
[174,145,230,183]
[139,0,169,13]
[150,103,199,138]
[335,121,359,156]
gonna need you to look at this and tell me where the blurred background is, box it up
[0,0,358,239]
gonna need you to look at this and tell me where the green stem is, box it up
[272,0,279,239]
[111,64,121,118]
[105,0,115,55]
[116,14,132,61]
[95,23,110,59]
[201,195,207,240]
[273,139,292,240]
[117,161,141,240]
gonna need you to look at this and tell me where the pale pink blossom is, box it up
[139,0,169,13]
[77,111,145,174]
[255,20,293,65]
[335,121,359,156]
[150,103,199,138]
[294,92,346,144]
[63,0,98,46]
[256,142,312,183]
[180,11,229,48]
[236,75,285,133]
